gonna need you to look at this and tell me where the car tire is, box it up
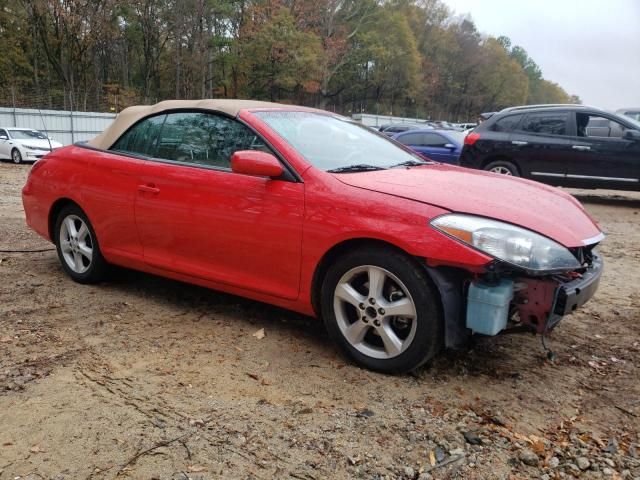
[11,148,23,164]
[484,159,519,176]
[321,246,443,374]
[54,204,108,284]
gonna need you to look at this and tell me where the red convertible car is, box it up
[22,100,604,373]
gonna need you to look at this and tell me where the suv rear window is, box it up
[520,113,568,136]
[491,114,523,132]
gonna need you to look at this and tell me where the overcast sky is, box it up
[441,0,640,111]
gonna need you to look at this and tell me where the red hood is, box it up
[333,164,602,248]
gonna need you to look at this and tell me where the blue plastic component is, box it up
[466,279,514,336]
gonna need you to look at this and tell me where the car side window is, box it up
[492,114,523,132]
[154,112,268,169]
[111,115,166,156]
[520,113,568,136]
[422,133,447,147]
[578,113,627,139]
[0,129,7,139]
[397,133,422,145]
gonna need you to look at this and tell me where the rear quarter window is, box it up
[491,114,523,132]
[519,112,568,136]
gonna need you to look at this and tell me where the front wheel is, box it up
[11,148,23,164]
[321,247,443,373]
[54,205,108,284]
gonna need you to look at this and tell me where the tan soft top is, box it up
[87,99,290,150]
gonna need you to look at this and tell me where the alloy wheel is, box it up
[12,149,22,164]
[333,265,418,359]
[490,166,513,175]
[59,215,93,274]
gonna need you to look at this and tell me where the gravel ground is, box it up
[1,161,639,480]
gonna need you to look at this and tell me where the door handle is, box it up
[572,145,591,151]
[512,140,528,146]
[138,184,160,194]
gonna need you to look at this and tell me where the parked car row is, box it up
[378,120,473,137]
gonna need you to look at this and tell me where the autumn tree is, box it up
[2,0,579,118]
[238,4,322,101]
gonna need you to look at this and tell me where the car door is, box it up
[132,111,304,300]
[564,112,640,189]
[419,132,458,163]
[510,111,572,183]
[0,129,10,158]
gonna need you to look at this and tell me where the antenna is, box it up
[37,107,53,151]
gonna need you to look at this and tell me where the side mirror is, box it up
[231,150,284,178]
[444,143,456,150]
[623,130,640,142]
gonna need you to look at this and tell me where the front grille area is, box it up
[570,243,598,268]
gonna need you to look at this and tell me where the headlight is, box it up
[24,144,43,150]
[431,214,581,272]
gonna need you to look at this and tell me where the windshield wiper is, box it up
[327,164,388,173]
[390,159,430,168]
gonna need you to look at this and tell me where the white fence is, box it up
[351,113,431,128]
[0,107,116,146]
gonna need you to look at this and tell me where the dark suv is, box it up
[460,105,640,191]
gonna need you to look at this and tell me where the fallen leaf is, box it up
[30,445,44,453]
[429,450,436,466]
[252,328,265,339]
[532,439,545,455]
[246,373,259,381]
[188,465,207,472]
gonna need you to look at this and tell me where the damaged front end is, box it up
[427,214,604,348]
[466,246,603,338]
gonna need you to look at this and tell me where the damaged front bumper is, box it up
[543,252,603,331]
[426,252,604,347]
[485,251,604,335]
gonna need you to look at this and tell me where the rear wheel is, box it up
[11,148,23,164]
[484,159,519,176]
[321,247,443,373]
[54,205,107,283]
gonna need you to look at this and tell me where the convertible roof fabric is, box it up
[87,99,289,150]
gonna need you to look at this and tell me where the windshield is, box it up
[622,114,640,129]
[253,111,428,171]
[9,129,47,140]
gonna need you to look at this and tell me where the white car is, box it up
[0,127,63,164]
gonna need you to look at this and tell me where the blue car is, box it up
[392,129,466,164]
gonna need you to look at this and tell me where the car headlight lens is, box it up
[431,214,581,272]
[24,144,42,151]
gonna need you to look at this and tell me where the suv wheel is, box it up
[321,247,443,373]
[484,160,519,176]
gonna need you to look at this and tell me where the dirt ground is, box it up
[1,161,639,480]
